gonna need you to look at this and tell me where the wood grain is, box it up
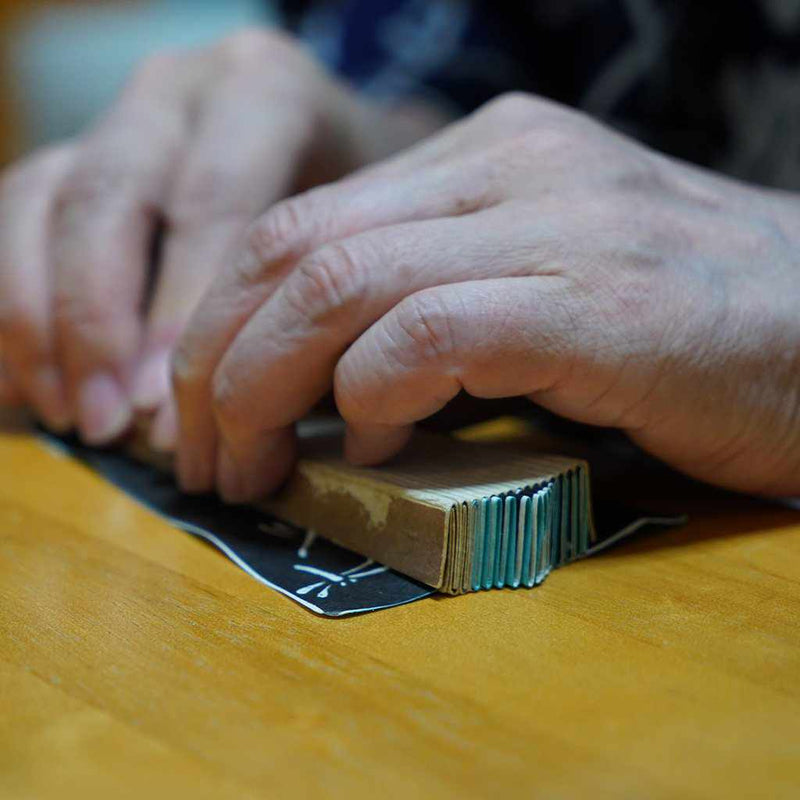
[1,419,800,799]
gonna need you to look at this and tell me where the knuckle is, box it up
[513,119,591,170]
[483,91,543,130]
[393,290,457,363]
[235,201,308,287]
[246,196,308,264]
[288,242,369,322]
[218,29,323,108]
[480,92,586,155]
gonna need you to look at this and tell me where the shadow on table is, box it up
[587,453,800,560]
[5,405,798,566]
[485,411,800,557]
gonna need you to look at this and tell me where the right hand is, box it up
[0,28,438,447]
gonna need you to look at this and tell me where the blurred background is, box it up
[0,0,280,167]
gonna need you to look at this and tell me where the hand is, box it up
[0,28,444,447]
[173,92,800,500]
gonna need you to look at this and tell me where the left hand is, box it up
[172,92,800,502]
[0,29,445,447]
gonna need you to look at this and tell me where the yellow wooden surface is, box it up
[1,417,800,800]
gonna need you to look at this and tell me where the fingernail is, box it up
[32,365,71,432]
[77,372,132,445]
[131,348,170,412]
[149,399,177,452]
[217,444,245,504]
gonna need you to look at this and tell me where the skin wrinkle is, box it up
[574,270,679,428]
[670,427,755,485]
[48,78,196,422]
[169,61,398,465]
[394,292,457,368]
[244,202,308,276]
[146,89,800,496]
[4,47,800,498]
[574,360,633,425]
[460,281,539,397]
[633,279,788,483]
[343,299,463,426]
[525,278,589,399]
[366,309,419,377]
[283,247,364,330]
[619,353,677,435]
[336,329,409,424]
[214,214,561,443]
[215,325,326,429]
[131,26,446,485]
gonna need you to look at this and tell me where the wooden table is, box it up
[2,417,799,799]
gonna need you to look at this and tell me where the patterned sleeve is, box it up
[277,0,800,190]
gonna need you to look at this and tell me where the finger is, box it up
[204,208,562,500]
[215,424,296,504]
[51,51,211,445]
[173,93,585,495]
[244,145,505,270]
[0,146,74,429]
[188,118,515,333]
[172,96,577,429]
[141,75,315,491]
[334,277,603,465]
[172,147,509,494]
[260,94,593,263]
[134,68,317,411]
[170,108,324,491]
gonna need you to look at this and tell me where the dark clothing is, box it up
[280,0,800,189]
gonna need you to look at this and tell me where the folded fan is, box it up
[130,427,594,594]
